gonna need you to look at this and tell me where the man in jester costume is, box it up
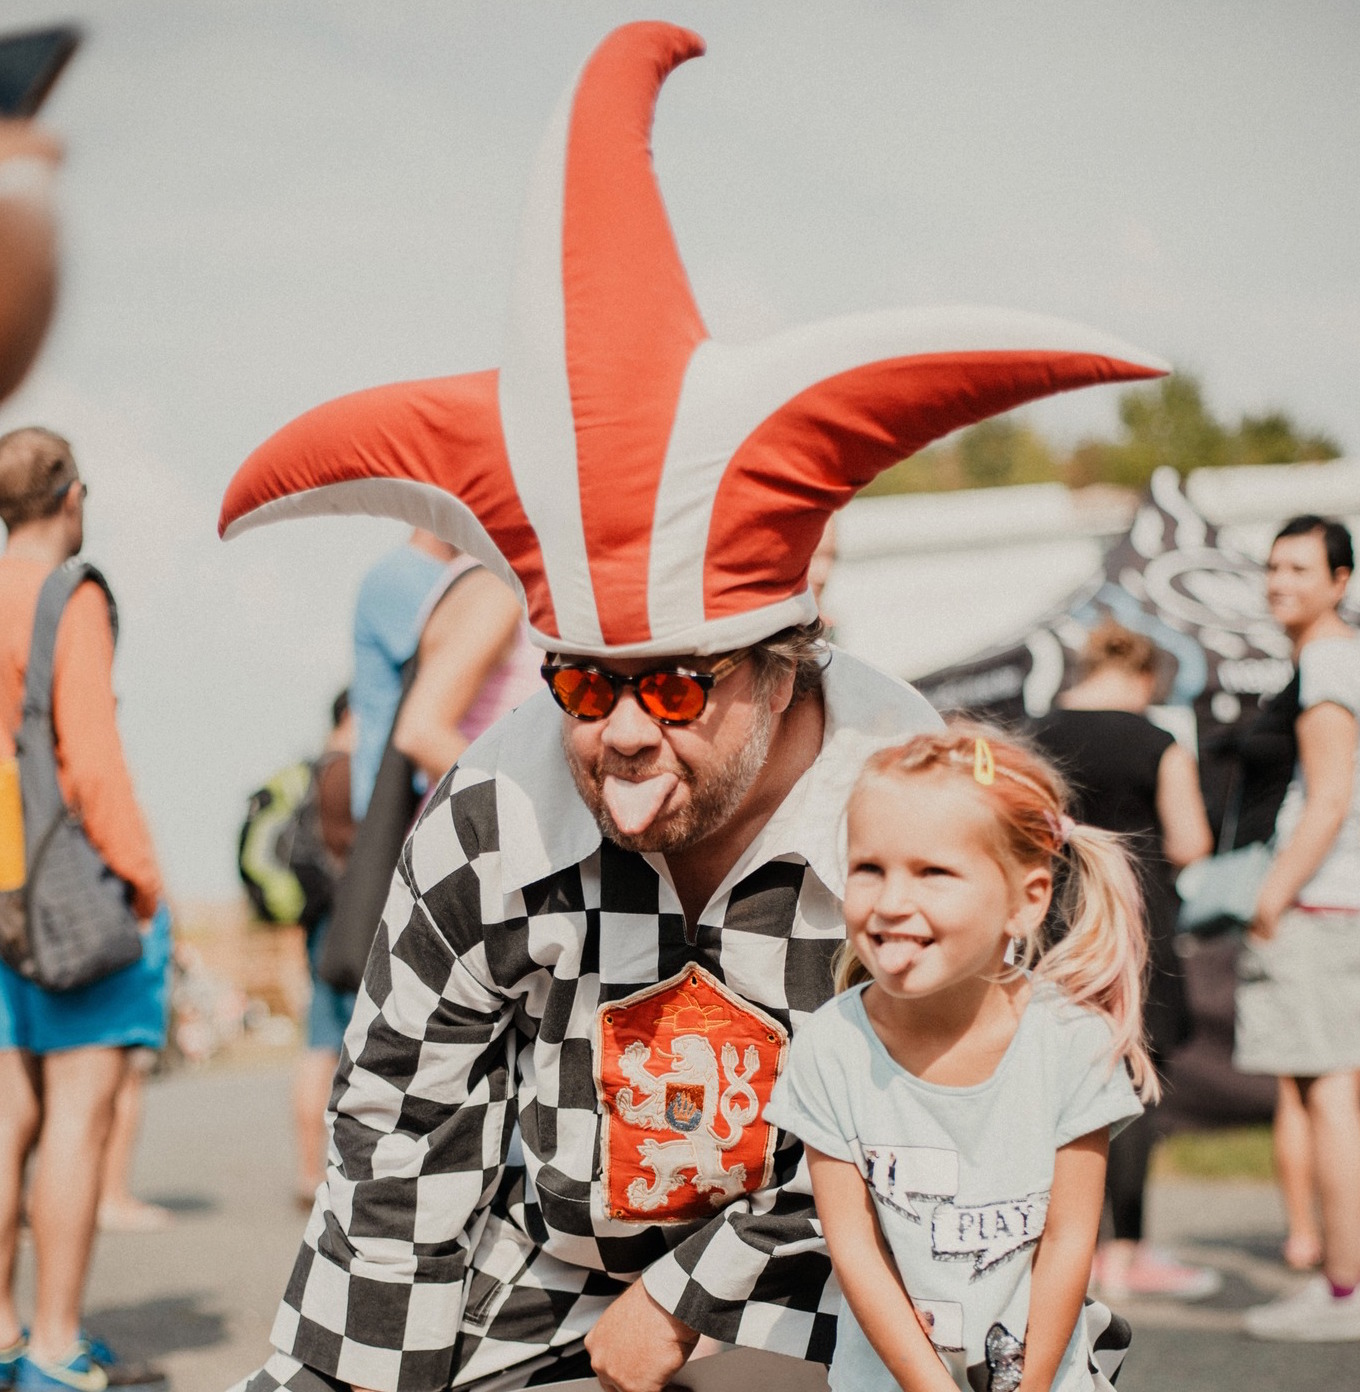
[221,23,1166,1392]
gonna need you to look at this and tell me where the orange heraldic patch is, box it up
[595,963,789,1223]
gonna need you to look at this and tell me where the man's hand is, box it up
[584,1278,700,1392]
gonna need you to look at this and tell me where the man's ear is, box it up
[766,662,796,716]
[59,483,84,529]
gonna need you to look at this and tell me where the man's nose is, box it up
[600,689,663,754]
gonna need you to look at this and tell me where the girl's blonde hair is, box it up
[835,719,1159,1102]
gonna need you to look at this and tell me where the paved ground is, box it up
[14,1059,1353,1392]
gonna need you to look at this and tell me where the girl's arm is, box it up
[1253,700,1357,939]
[807,1147,959,1392]
[1019,1128,1109,1392]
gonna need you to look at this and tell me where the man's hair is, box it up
[1275,514,1354,577]
[0,426,76,530]
[748,619,829,705]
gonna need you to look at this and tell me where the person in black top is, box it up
[1205,670,1321,1272]
[1034,620,1215,1301]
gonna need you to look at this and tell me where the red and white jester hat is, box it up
[220,21,1167,658]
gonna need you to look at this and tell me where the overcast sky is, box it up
[2,0,1356,902]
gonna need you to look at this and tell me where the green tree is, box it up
[1073,374,1229,488]
[1231,410,1341,466]
[958,418,1061,489]
[859,370,1344,497]
[861,419,1060,496]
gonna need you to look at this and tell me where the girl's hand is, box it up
[1017,1129,1108,1392]
[806,1148,960,1392]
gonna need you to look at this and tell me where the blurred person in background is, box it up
[96,908,174,1235]
[1211,652,1323,1272]
[0,428,167,1392]
[347,530,455,827]
[290,543,536,1209]
[1033,619,1217,1301]
[391,549,541,795]
[1237,516,1360,1342]
[288,529,456,1199]
[807,516,836,626]
[292,693,356,1208]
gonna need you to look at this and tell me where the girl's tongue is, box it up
[603,772,679,836]
[875,935,927,974]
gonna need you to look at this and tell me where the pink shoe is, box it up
[1099,1248,1222,1302]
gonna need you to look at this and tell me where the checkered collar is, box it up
[474,648,942,898]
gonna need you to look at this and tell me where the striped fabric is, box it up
[219,22,1167,660]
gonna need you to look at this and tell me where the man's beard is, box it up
[563,700,775,855]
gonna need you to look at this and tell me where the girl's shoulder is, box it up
[1024,979,1118,1054]
[1026,981,1142,1142]
[789,984,878,1059]
[801,982,872,1035]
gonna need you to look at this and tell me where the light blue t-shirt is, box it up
[766,981,1141,1392]
[349,544,447,819]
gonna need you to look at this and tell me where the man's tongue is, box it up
[603,773,679,837]
[875,936,926,973]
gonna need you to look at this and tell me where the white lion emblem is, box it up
[614,1033,761,1211]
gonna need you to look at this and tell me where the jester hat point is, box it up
[220,21,1168,658]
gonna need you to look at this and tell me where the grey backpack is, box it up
[0,560,144,991]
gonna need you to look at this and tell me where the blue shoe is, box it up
[0,1335,25,1392]
[77,1340,166,1392]
[15,1341,107,1392]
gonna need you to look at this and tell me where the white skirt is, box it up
[1234,908,1360,1077]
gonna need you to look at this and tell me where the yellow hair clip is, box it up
[973,737,995,786]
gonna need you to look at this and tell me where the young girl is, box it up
[766,724,1157,1392]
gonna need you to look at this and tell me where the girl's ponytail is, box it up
[1026,822,1160,1102]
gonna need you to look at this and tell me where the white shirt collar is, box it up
[460,648,942,897]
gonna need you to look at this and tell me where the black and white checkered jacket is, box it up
[264,653,941,1391]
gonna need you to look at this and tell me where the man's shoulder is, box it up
[413,689,601,893]
[803,650,942,806]
[820,648,942,741]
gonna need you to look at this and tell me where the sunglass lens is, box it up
[638,672,706,723]
[552,668,615,719]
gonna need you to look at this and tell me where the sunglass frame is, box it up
[540,649,749,726]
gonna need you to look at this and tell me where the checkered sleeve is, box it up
[269,776,518,1392]
[639,1143,839,1364]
